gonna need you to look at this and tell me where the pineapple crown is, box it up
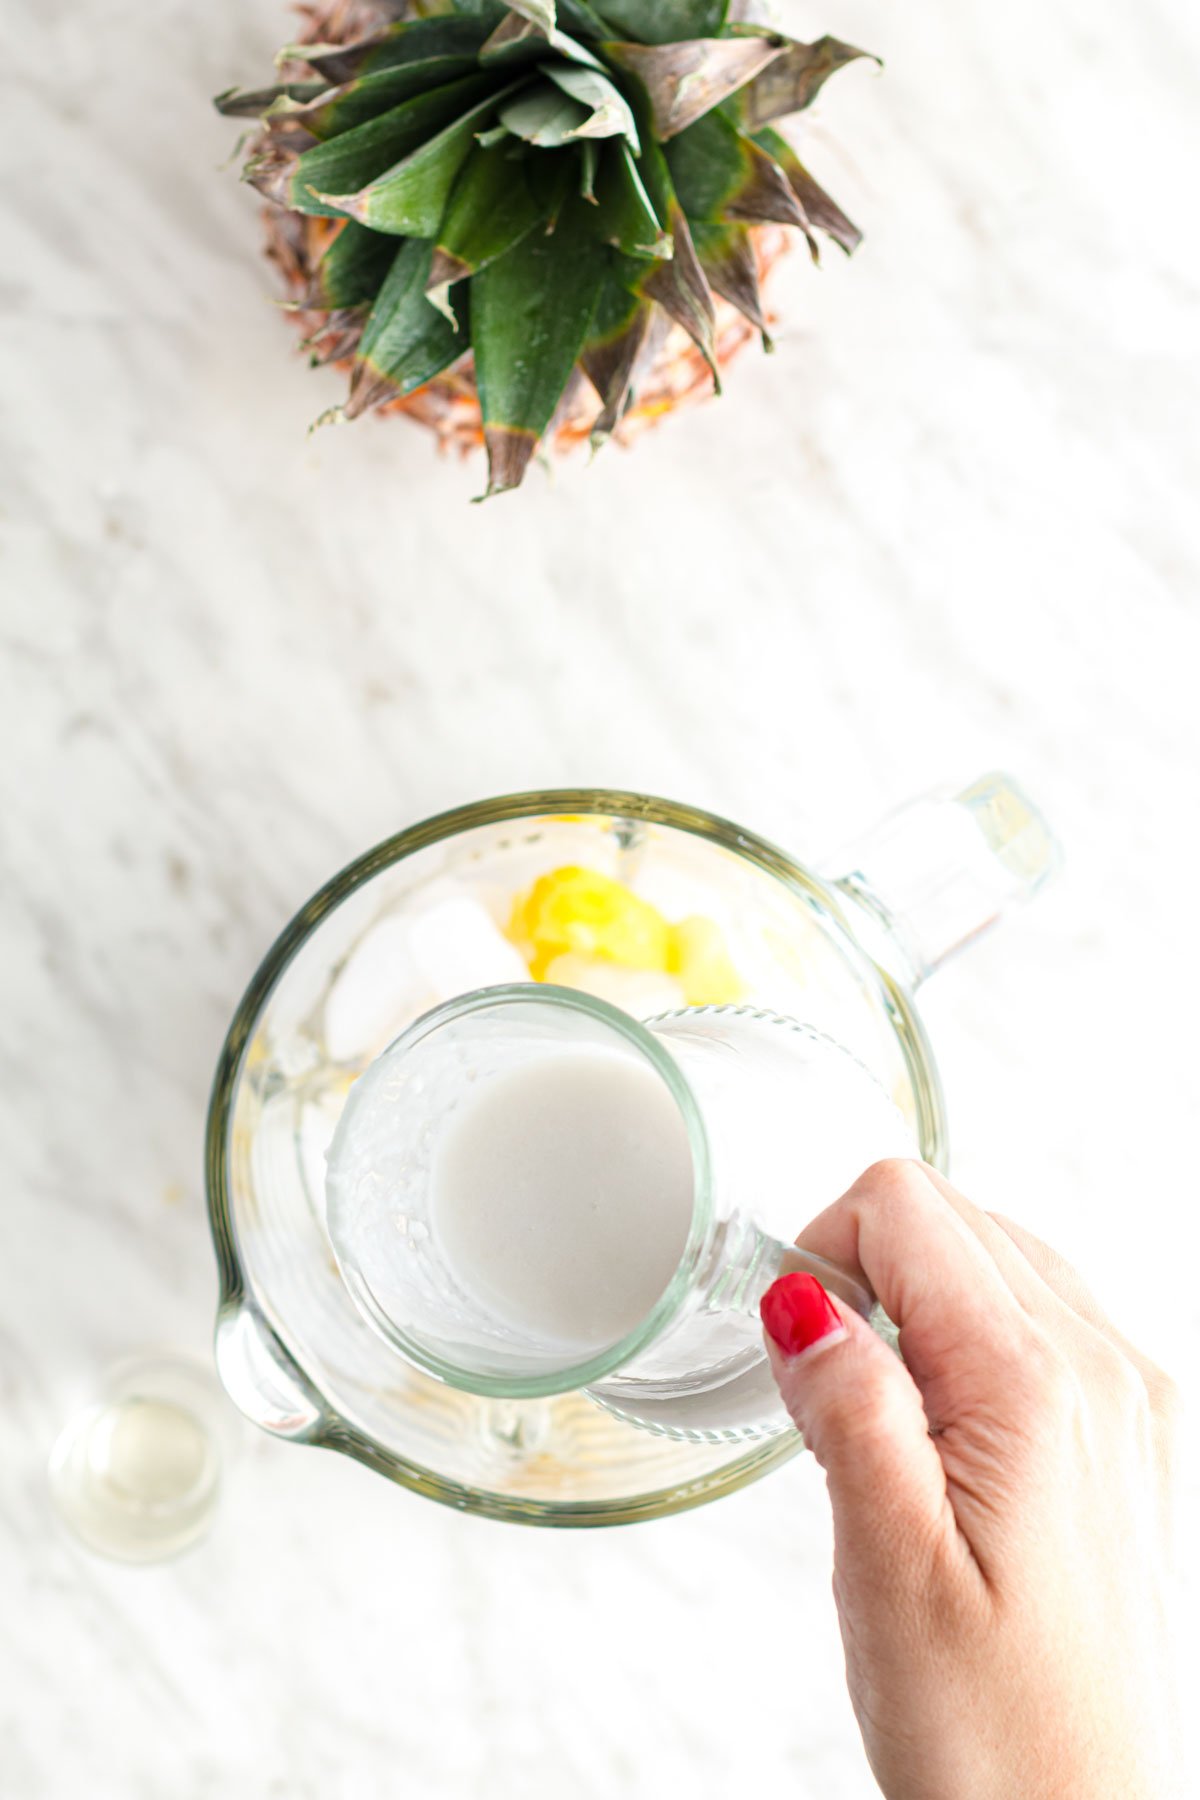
[217,0,876,496]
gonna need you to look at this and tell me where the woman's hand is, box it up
[760,1159,1183,1800]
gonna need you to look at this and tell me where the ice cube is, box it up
[626,855,733,927]
[406,895,530,999]
[297,1092,346,1226]
[323,914,435,1063]
[543,953,686,1019]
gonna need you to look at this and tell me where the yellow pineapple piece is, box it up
[508,866,744,1006]
[667,915,744,1006]
[508,866,672,980]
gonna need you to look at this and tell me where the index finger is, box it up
[795,1159,1037,1396]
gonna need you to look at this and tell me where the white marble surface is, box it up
[3,0,1199,1794]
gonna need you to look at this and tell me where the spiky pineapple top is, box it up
[218,0,875,495]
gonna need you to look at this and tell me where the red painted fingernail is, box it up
[760,1273,845,1358]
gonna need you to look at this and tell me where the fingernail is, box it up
[760,1273,846,1359]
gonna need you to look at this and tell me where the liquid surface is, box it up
[88,1398,210,1506]
[50,1394,221,1562]
[430,1050,695,1356]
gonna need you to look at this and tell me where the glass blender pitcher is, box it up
[206,774,1058,1525]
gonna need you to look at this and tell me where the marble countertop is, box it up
[3,0,1198,1794]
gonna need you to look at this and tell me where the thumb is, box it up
[761,1274,950,1584]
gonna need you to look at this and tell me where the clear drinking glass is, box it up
[326,987,915,1436]
[48,1354,238,1562]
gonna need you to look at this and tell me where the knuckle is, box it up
[1145,1369,1184,1435]
[1078,1338,1181,1440]
[863,1155,927,1193]
[1019,1325,1079,1417]
[849,1156,933,1221]
[1092,1339,1145,1407]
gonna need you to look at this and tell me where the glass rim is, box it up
[331,982,717,1401]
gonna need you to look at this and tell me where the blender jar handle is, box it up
[707,1221,898,1349]
[820,771,1062,988]
[769,1242,901,1354]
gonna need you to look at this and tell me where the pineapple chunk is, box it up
[667,915,744,1007]
[507,864,745,1008]
[509,866,672,979]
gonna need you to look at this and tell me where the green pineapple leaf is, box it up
[309,219,400,308]
[754,124,862,253]
[426,140,571,315]
[612,99,718,373]
[498,82,591,146]
[730,36,879,131]
[666,107,808,233]
[579,136,600,198]
[602,34,785,140]
[556,0,612,35]
[250,74,497,214]
[343,238,467,418]
[215,83,324,118]
[690,218,772,346]
[621,208,717,381]
[473,191,611,494]
[580,281,654,445]
[506,0,556,33]
[294,15,503,85]
[595,1,728,43]
[313,84,524,234]
[269,58,481,140]
[543,63,640,149]
[481,12,606,69]
[591,141,670,256]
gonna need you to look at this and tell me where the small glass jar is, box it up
[49,1353,239,1562]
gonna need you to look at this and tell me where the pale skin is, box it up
[763,1160,1184,1800]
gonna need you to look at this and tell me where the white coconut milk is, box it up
[430,1050,695,1355]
